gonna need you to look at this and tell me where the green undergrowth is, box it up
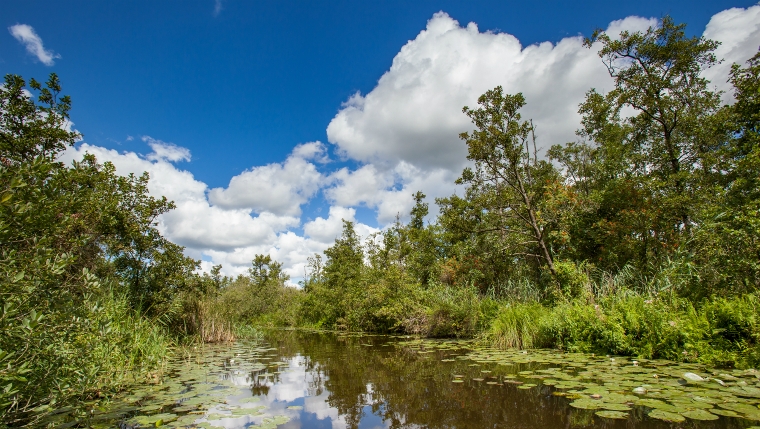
[487,293,760,368]
[1,285,176,427]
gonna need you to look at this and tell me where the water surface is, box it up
[65,330,760,428]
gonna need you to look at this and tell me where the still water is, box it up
[73,330,760,428]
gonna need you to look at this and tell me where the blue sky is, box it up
[3,1,759,278]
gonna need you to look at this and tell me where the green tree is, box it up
[691,50,760,294]
[577,16,723,267]
[450,87,562,288]
[302,220,365,329]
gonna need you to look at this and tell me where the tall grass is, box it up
[489,303,548,349]
[6,286,176,427]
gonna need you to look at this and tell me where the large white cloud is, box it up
[208,142,326,216]
[326,12,627,172]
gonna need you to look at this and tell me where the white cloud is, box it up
[324,163,456,224]
[208,142,326,216]
[213,0,224,17]
[8,24,60,66]
[325,12,620,172]
[57,141,377,279]
[142,136,191,162]
[702,5,760,103]
[304,206,359,244]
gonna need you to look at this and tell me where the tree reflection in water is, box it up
[260,331,739,429]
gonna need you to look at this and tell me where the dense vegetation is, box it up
[2,15,759,427]
[0,74,227,426]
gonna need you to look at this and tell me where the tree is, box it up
[690,50,760,294]
[301,220,365,329]
[0,74,78,164]
[580,16,722,250]
[453,87,562,285]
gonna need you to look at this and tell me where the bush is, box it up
[401,283,481,338]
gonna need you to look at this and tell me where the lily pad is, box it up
[570,399,603,410]
[680,409,719,421]
[648,409,686,423]
[595,410,628,419]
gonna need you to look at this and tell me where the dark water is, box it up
[65,330,760,428]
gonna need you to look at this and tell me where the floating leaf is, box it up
[595,410,628,419]
[681,409,719,421]
[648,409,685,423]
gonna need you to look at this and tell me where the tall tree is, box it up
[453,87,562,284]
[580,16,722,249]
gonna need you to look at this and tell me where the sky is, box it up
[2,1,760,281]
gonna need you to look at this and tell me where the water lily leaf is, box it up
[648,409,685,423]
[709,408,740,417]
[717,402,760,414]
[595,410,628,419]
[680,409,719,421]
[570,399,603,410]
[634,398,677,412]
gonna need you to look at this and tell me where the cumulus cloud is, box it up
[702,5,760,103]
[57,142,375,279]
[142,136,192,162]
[324,163,457,224]
[327,13,611,172]
[208,142,326,216]
[8,24,60,66]
[302,205,383,244]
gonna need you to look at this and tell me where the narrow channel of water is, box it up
[55,330,760,428]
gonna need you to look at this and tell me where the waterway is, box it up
[54,330,760,428]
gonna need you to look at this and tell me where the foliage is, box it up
[0,74,201,425]
[445,88,563,293]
